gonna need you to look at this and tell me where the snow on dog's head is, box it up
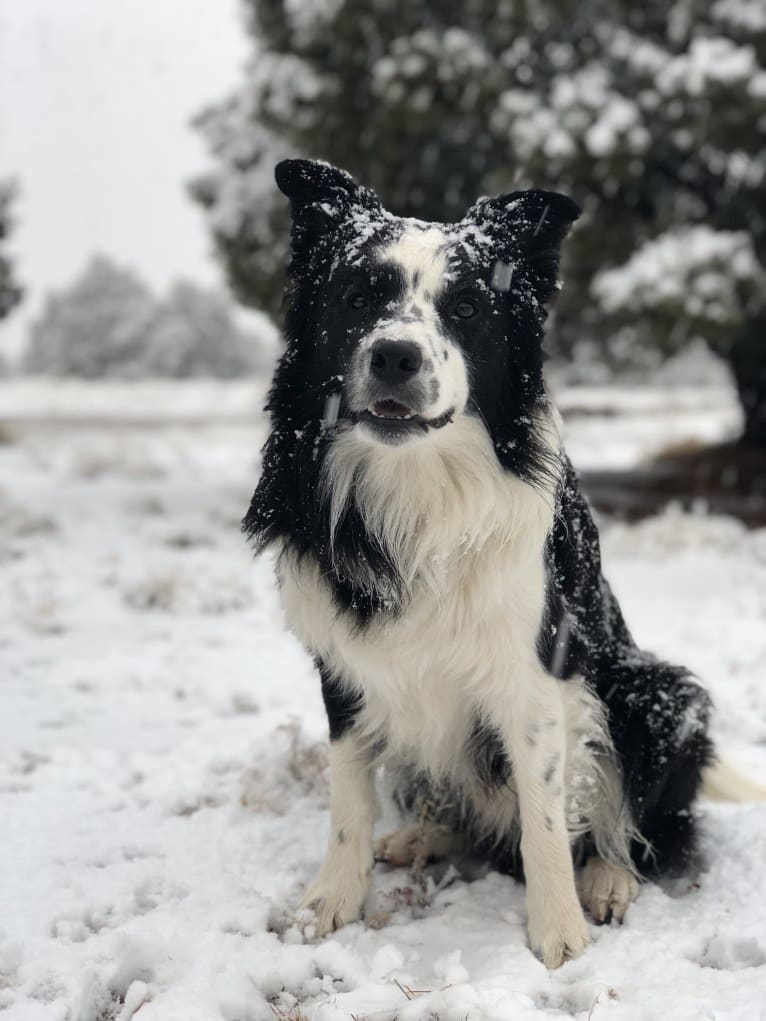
[274,158,579,474]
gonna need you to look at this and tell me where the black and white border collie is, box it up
[245,159,716,968]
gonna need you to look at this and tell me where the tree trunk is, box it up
[726,326,766,447]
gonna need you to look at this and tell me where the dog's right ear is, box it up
[276,159,364,208]
[275,159,382,270]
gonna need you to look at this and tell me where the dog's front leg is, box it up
[495,670,589,968]
[301,730,376,936]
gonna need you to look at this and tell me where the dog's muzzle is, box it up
[347,337,455,444]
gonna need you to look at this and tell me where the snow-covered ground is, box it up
[2,379,765,1021]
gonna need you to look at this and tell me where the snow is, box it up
[2,379,765,1020]
[554,384,742,469]
[713,0,766,32]
[591,226,762,329]
[656,37,766,98]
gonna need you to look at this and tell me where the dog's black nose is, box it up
[369,341,422,385]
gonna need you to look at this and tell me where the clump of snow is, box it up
[494,62,649,167]
[712,0,766,31]
[373,29,491,109]
[592,226,763,327]
[240,721,329,814]
[0,488,56,563]
[657,37,766,97]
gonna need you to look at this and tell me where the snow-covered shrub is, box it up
[143,282,262,378]
[592,228,765,360]
[22,257,266,379]
[23,257,158,378]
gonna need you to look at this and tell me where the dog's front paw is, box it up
[300,857,371,937]
[527,896,590,969]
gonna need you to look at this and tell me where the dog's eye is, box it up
[346,290,368,310]
[454,299,477,319]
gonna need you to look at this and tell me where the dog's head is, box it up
[247,161,580,607]
[273,158,579,475]
[273,158,580,473]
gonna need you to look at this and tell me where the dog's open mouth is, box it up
[358,402,455,435]
[369,399,415,420]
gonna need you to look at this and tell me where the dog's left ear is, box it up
[466,189,581,302]
[275,159,382,272]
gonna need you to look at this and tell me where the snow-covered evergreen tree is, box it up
[0,181,23,323]
[143,281,261,378]
[24,256,158,378]
[192,0,766,444]
[23,256,262,379]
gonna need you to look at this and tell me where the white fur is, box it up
[301,733,376,935]
[701,757,766,803]
[346,224,470,428]
[279,411,637,965]
[381,225,449,297]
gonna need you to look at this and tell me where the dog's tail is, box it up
[701,755,766,803]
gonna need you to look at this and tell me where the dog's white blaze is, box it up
[380,224,448,298]
[280,413,635,958]
[357,224,470,421]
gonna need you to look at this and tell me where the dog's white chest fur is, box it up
[277,415,556,777]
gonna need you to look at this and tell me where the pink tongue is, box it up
[374,399,411,418]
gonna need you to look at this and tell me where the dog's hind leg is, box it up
[595,657,713,874]
[577,857,638,924]
[375,821,466,868]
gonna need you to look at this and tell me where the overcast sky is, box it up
[0,0,250,353]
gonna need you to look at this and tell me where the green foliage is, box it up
[192,0,766,377]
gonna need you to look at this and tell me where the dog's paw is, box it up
[300,858,371,937]
[300,884,365,937]
[375,822,462,868]
[577,857,639,925]
[527,897,590,969]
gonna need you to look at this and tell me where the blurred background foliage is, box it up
[0,181,24,326]
[191,0,766,445]
[22,256,268,379]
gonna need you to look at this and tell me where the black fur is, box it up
[317,658,360,741]
[542,459,713,872]
[245,159,713,879]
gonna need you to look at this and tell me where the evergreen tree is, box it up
[23,256,262,379]
[24,256,159,378]
[192,0,766,445]
[145,281,263,378]
[0,180,23,322]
